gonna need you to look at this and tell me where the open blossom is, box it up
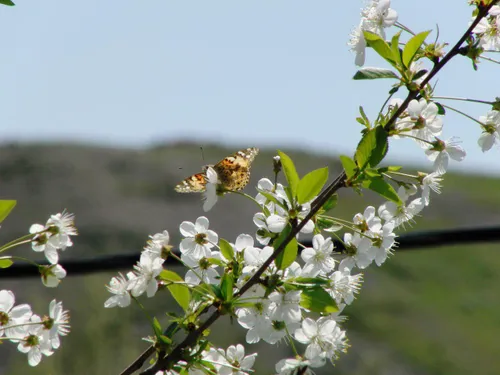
[301,234,336,277]
[294,317,347,362]
[29,212,77,264]
[268,290,302,324]
[218,344,257,375]
[203,167,219,212]
[328,260,363,305]
[40,264,67,288]
[242,246,274,276]
[183,250,220,285]
[420,172,443,206]
[378,186,424,228]
[395,99,443,144]
[275,356,324,375]
[349,0,398,66]
[17,315,53,366]
[128,252,164,298]
[180,216,218,260]
[144,230,171,260]
[425,137,466,174]
[472,13,500,51]
[43,300,70,350]
[105,272,135,308]
[478,110,500,152]
[0,290,32,339]
[342,232,375,270]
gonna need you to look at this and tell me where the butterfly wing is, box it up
[174,172,207,193]
[213,147,259,191]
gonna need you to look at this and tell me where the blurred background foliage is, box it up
[0,142,499,375]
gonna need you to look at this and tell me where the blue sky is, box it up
[0,1,498,174]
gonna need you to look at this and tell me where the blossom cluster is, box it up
[102,1,500,374]
[0,211,77,367]
[0,292,70,366]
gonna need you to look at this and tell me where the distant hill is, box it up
[0,142,499,375]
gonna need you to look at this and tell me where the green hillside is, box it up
[0,142,499,375]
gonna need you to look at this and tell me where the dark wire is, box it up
[1,226,499,279]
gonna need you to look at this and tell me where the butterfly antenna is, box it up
[200,146,205,162]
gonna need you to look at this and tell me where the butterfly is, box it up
[175,147,260,193]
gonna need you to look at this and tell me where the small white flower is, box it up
[353,206,381,233]
[472,14,500,51]
[478,110,500,152]
[17,315,53,367]
[268,290,302,324]
[0,290,32,339]
[361,0,398,39]
[40,264,67,288]
[218,344,257,375]
[105,272,135,308]
[129,252,164,297]
[253,212,273,245]
[45,212,77,251]
[378,186,424,228]
[232,234,256,253]
[242,246,274,276]
[342,232,375,270]
[369,221,397,266]
[395,99,443,144]
[420,172,443,206]
[183,251,220,286]
[275,356,324,375]
[45,300,70,349]
[301,234,336,277]
[29,212,77,264]
[179,216,218,260]
[203,167,219,212]
[294,317,339,362]
[349,20,367,66]
[29,224,59,265]
[329,262,363,305]
[144,230,171,260]
[425,137,466,174]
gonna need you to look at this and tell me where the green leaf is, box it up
[277,150,300,197]
[364,168,382,178]
[219,238,234,261]
[402,30,431,68]
[0,0,15,6]
[207,257,225,267]
[355,127,388,170]
[321,194,338,212]
[0,257,13,269]
[339,155,357,179]
[362,177,402,204]
[159,270,191,311]
[152,317,162,338]
[0,200,16,223]
[297,167,329,204]
[364,31,396,66]
[358,106,370,128]
[220,273,234,301]
[274,225,298,270]
[353,67,399,80]
[435,102,446,115]
[300,287,338,314]
[391,31,403,68]
[368,127,389,167]
[378,165,402,173]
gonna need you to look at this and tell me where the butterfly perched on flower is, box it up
[175,147,260,193]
